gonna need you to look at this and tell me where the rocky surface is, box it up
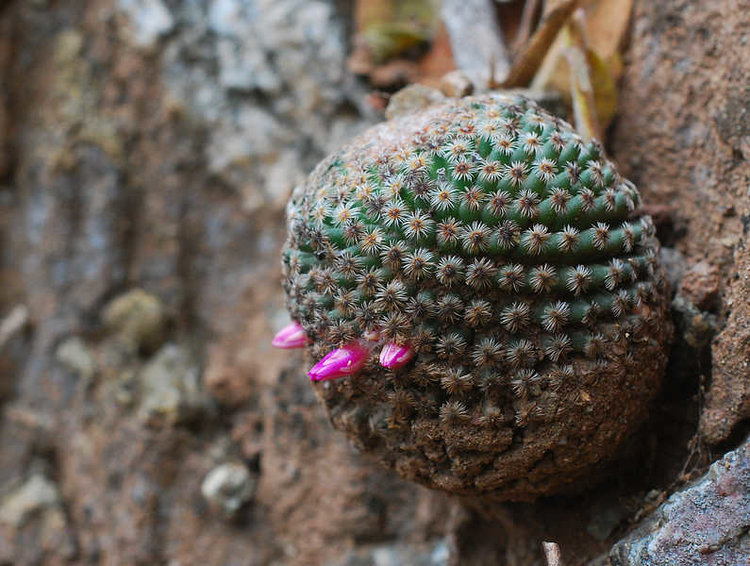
[201,461,257,519]
[612,0,750,446]
[0,0,748,565]
[608,438,750,566]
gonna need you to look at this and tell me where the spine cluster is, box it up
[283,96,664,384]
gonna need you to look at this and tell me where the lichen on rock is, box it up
[103,289,166,354]
[0,474,60,528]
[137,344,210,426]
[201,462,256,519]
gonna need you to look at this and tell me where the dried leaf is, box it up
[566,9,601,142]
[354,0,441,63]
[363,23,433,63]
[585,47,618,131]
[512,0,542,54]
[531,0,631,130]
[500,0,579,88]
[583,0,634,63]
[441,0,510,88]
[349,0,450,88]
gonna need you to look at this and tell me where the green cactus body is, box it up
[282,94,671,499]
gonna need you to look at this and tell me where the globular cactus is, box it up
[276,94,671,500]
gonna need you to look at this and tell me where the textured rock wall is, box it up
[611,0,750,446]
[608,441,750,565]
[0,1,748,565]
[0,1,452,564]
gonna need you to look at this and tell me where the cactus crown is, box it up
[284,94,659,373]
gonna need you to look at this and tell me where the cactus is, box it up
[278,94,671,500]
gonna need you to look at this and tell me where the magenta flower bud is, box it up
[308,343,369,382]
[379,343,415,370]
[272,321,310,349]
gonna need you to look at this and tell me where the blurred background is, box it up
[1,1,748,564]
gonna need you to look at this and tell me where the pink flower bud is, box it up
[308,343,369,382]
[379,343,415,370]
[271,322,310,349]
